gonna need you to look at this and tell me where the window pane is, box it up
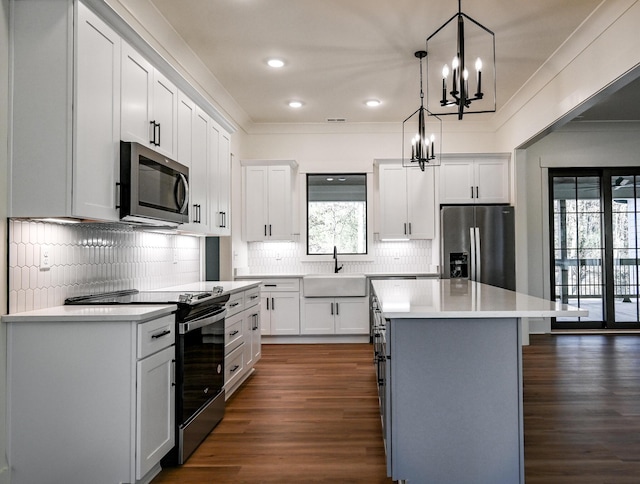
[307,174,367,255]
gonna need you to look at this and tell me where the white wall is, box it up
[1,0,9,479]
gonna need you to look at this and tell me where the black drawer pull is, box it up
[151,329,171,339]
[229,302,240,307]
[230,365,240,373]
[264,284,277,287]
[230,330,240,336]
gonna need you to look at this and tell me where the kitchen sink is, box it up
[303,274,367,297]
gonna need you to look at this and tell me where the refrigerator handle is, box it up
[469,227,476,281]
[475,226,481,282]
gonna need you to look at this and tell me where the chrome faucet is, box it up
[333,245,343,273]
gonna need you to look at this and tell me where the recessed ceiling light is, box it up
[365,99,381,107]
[267,58,285,68]
[288,101,303,108]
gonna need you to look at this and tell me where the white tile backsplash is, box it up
[246,239,434,274]
[8,220,201,313]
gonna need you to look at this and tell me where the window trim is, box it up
[303,172,372,259]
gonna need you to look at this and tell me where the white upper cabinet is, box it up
[121,43,178,159]
[377,162,436,240]
[176,103,232,236]
[440,156,510,204]
[10,1,121,221]
[242,161,297,241]
[74,3,121,221]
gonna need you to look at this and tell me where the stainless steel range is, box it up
[65,288,230,465]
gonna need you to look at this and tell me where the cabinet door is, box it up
[181,107,209,231]
[301,298,335,334]
[334,298,369,334]
[260,293,271,335]
[74,4,120,221]
[270,292,300,335]
[121,43,153,147]
[243,309,261,366]
[440,160,475,204]
[378,164,409,239]
[266,165,292,240]
[250,310,262,362]
[217,130,232,236]
[177,92,194,168]
[151,70,178,158]
[475,159,510,203]
[406,167,435,239]
[136,345,175,479]
[244,166,270,241]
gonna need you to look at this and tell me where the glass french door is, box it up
[550,169,640,329]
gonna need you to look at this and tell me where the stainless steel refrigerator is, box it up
[440,205,516,291]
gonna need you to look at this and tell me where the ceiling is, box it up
[144,0,632,126]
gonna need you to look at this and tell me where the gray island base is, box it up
[371,279,586,484]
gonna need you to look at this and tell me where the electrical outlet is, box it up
[40,246,51,270]
[173,249,179,264]
[276,253,282,260]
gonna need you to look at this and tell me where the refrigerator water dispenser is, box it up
[450,252,468,278]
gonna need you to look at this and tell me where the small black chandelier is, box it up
[426,0,496,120]
[402,51,441,171]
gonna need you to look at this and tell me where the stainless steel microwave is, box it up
[120,141,189,225]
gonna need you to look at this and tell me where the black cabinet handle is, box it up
[266,298,269,310]
[230,365,240,373]
[330,303,334,315]
[229,330,239,336]
[336,302,339,315]
[271,297,275,310]
[151,329,171,339]
[264,284,277,287]
[229,302,240,307]
[471,186,474,198]
[264,225,267,237]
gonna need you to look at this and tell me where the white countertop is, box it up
[2,281,261,322]
[153,280,261,294]
[235,272,440,279]
[372,279,588,319]
[2,304,176,322]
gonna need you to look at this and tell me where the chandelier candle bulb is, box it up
[475,58,482,96]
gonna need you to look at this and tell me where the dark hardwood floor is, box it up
[152,344,392,483]
[152,335,640,483]
[524,334,640,483]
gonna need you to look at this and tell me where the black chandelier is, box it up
[426,0,496,120]
[402,51,441,171]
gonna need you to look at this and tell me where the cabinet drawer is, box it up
[225,314,244,354]
[261,278,300,292]
[137,314,176,359]
[244,287,261,308]
[224,344,244,388]
[226,292,245,317]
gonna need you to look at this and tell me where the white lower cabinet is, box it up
[6,310,176,484]
[301,297,369,335]
[224,285,262,398]
[249,279,301,335]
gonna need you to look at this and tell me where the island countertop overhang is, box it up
[372,279,588,319]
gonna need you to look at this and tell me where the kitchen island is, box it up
[371,279,586,484]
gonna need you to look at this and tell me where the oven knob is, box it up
[217,364,222,374]
[204,387,209,394]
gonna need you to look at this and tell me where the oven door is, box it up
[177,308,226,426]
